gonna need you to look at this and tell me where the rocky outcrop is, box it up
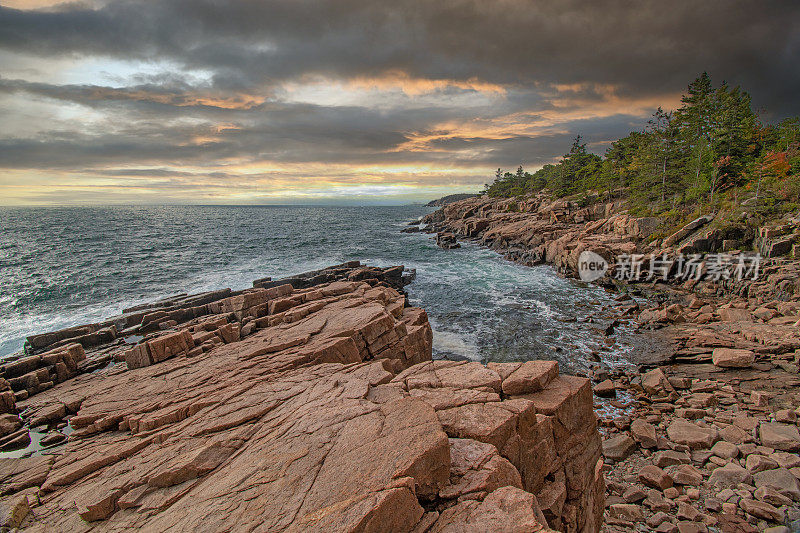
[420,195,641,282]
[435,232,460,250]
[0,268,603,532]
[252,261,413,292]
[421,194,800,295]
[386,360,604,531]
[0,343,86,422]
[0,263,417,421]
[15,262,413,359]
[426,193,479,207]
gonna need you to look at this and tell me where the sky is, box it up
[1,0,799,205]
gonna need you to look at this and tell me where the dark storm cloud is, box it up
[0,77,264,111]
[1,0,798,203]
[1,0,798,112]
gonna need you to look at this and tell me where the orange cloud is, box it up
[347,70,506,96]
[2,0,70,8]
[394,85,683,153]
[83,87,268,110]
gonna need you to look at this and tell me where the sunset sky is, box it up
[1,0,799,205]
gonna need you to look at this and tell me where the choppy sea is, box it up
[0,205,633,372]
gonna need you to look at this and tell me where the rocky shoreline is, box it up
[0,261,603,531]
[418,194,800,532]
[2,193,799,531]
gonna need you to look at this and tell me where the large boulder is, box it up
[667,419,719,449]
[753,468,800,501]
[711,348,755,368]
[760,423,800,452]
[603,434,636,462]
[709,462,753,488]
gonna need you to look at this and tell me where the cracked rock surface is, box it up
[0,276,602,532]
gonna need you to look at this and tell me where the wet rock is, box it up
[435,232,460,249]
[593,379,616,397]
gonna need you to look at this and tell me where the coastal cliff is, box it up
[0,262,603,532]
[421,194,799,284]
[421,194,800,531]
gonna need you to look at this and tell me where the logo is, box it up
[578,250,608,282]
[612,252,761,282]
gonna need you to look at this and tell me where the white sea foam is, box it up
[431,328,481,361]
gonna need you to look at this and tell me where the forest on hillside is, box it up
[483,73,800,221]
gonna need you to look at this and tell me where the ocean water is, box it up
[0,205,632,372]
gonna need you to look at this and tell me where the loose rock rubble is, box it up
[595,281,800,532]
[598,361,800,532]
[0,265,603,532]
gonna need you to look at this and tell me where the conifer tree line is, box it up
[483,73,800,217]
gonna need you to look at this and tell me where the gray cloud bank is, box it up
[0,0,798,201]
